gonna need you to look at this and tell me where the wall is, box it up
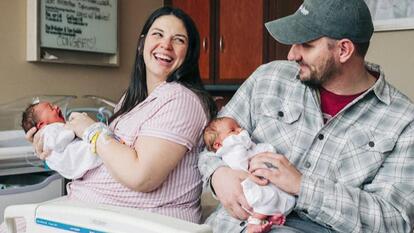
[0,0,162,106]
[367,30,414,101]
[1,1,413,127]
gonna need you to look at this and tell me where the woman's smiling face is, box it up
[143,15,188,82]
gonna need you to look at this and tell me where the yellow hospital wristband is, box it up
[90,131,101,154]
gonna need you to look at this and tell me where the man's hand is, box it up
[249,152,302,195]
[211,167,253,220]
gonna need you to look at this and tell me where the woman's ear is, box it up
[137,34,146,53]
[337,39,355,63]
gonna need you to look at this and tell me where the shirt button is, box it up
[240,221,246,227]
[277,111,284,117]
[368,141,375,147]
[318,134,324,140]
[304,161,311,168]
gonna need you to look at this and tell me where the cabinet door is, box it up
[218,0,264,83]
[265,0,303,62]
[170,0,211,82]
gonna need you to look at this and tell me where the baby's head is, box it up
[21,102,65,133]
[203,117,242,152]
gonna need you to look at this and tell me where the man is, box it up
[199,0,414,232]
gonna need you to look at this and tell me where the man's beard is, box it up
[298,56,338,89]
[300,77,323,89]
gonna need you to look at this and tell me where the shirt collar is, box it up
[365,62,391,105]
[142,81,168,104]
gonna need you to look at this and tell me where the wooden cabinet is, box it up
[165,0,302,85]
[165,0,212,82]
[218,0,263,83]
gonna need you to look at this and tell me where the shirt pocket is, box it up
[337,127,397,186]
[260,97,302,124]
[252,97,302,153]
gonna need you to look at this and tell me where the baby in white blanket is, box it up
[203,117,295,233]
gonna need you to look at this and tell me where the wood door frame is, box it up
[164,0,215,84]
[165,0,303,83]
[264,0,303,62]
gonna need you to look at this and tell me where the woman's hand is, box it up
[25,127,37,143]
[65,112,96,138]
[25,126,50,160]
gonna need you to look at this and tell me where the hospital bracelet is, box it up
[82,122,106,143]
[82,122,113,154]
[90,131,101,154]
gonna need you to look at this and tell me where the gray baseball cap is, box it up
[265,0,374,44]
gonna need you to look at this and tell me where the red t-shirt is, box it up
[319,87,363,123]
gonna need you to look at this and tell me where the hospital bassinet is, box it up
[0,95,115,221]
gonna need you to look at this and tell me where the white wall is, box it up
[367,30,414,101]
[0,0,163,129]
[0,0,163,105]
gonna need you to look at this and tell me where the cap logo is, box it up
[298,4,309,15]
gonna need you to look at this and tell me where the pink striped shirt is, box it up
[67,82,208,223]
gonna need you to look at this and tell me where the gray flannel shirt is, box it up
[199,61,414,233]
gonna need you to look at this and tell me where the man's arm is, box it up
[296,122,414,232]
[198,148,226,192]
[198,67,260,220]
[250,122,414,232]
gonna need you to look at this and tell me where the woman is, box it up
[1,6,216,232]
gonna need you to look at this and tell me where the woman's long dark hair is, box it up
[110,6,217,123]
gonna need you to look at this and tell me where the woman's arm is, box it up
[67,113,188,192]
[95,134,187,192]
[67,90,206,193]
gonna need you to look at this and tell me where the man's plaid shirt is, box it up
[199,61,414,233]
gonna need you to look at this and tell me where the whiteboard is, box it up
[40,0,117,54]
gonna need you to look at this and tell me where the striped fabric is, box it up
[0,81,208,233]
[68,82,207,223]
[199,61,414,233]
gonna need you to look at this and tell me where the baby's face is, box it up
[214,118,242,146]
[34,102,65,128]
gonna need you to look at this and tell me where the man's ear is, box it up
[213,141,222,151]
[36,121,46,129]
[337,39,354,63]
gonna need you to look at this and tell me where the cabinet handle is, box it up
[219,36,224,52]
[202,37,207,51]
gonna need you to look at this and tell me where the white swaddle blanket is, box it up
[43,123,102,179]
[216,130,295,215]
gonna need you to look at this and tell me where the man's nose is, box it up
[287,44,301,61]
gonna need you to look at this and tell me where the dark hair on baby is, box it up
[203,117,227,152]
[21,103,39,133]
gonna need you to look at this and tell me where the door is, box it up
[265,0,303,62]
[218,0,264,83]
[170,0,212,82]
